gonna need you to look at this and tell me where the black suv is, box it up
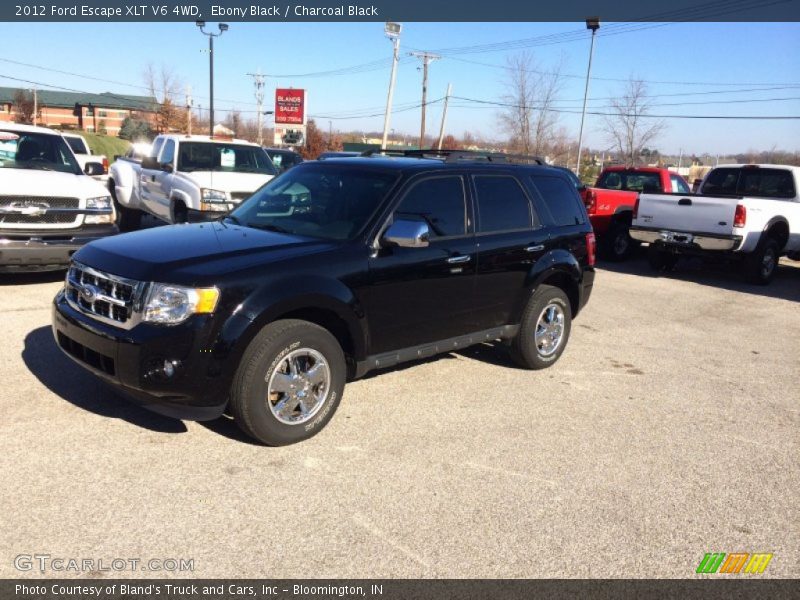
[52,151,595,445]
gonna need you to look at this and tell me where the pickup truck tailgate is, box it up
[634,193,736,236]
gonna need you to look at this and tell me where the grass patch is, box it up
[74,131,131,164]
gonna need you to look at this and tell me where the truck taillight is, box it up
[585,189,596,214]
[734,204,746,228]
[633,195,640,220]
[102,157,109,174]
[586,232,596,267]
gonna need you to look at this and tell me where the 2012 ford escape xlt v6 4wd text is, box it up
[52,151,595,445]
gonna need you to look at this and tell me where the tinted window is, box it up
[530,175,585,226]
[671,175,690,194]
[160,140,175,165]
[596,170,662,192]
[473,175,533,232]
[0,129,81,174]
[703,167,795,199]
[64,136,88,154]
[395,176,467,238]
[178,142,277,175]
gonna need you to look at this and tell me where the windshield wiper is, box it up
[249,223,292,234]
[222,214,242,226]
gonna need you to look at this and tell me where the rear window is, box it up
[702,168,796,199]
[64,136,88,154]
[529,174,585,227]
[596,170,662,193]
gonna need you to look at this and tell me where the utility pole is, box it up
[196,21,229,137]
[381,22,402,150]
[246,70,266,145]
[410,51,440,149]
[576,17,600,175]
[31,87,37,126]
[436,83,453,150]
[186,86,193,135]
[677,148,682,170]
[328,120,333,149]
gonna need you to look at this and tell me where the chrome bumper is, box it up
[630,228,739,251]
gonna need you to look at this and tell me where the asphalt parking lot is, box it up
[1,252,798,579]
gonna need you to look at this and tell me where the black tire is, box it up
[172,201,188,224]
[743,237,780,285]
[601,221,636,261]
[510,285,572,370]
[647,245,679,272]
[109,181,141,232]
[229,319,346,446]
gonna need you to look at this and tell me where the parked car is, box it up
[317,151,360,159]
[630,164,800,284]
[62,132,109,182]
[108,142,152,231]
[264,147,304,173]
[584,166,690,260]
[114,134,278,226]
[0,124,116,272]
[52,151,595,445]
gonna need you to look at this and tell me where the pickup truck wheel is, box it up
[172,201,189,224]
[647,246,679,272]
[109,183,141,232]
[510,285,572,370]
[744,238,780,285]
[602,222,635,261]
[229,319,345,445]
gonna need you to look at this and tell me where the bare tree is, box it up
[603,78,665,166]
[12,90,35,124]
[498,52,564,156]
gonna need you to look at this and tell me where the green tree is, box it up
[118,116,154,141]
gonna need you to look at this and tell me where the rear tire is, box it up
[229,319,346,446]
[743,237,780,285]
[647,245,679,272]
[601,221,636,261]
[510,285,572,370]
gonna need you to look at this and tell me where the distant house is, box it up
[0,87,157,136]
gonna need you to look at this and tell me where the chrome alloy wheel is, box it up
[266,348,331,425]
[535,303,565,357]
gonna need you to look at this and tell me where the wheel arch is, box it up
[763,217,790,251]
[518,251,583,320]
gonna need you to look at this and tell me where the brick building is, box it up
[0,87,157,136]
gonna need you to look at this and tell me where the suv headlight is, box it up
[143,283,220,325]
[85,195,114,224]
[200,188,229,212]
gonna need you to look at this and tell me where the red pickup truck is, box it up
[584,166,691,260]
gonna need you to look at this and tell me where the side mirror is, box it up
[84,162,104,176]
[141,156,159,170]
[383,219,430,248]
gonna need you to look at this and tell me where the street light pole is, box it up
[381,22,402,150]
[576,17,600,176]
[196,20,228,137]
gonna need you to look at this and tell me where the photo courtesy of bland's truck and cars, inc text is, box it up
[0,0,798,598]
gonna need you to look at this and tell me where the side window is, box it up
[160,140,175,165]
[150,138,164,159]
[529,174,586,227]
[395,176,467,238]
[473,175,535,233]
[671,175,690,194]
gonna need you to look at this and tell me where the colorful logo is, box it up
[696,552,773,574]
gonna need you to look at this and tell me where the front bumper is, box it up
[0,226,118,272]
[630,227,741,252]
[52,289,230,421]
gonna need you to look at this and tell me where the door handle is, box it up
[525,244,545,252]
[446,255,471,264]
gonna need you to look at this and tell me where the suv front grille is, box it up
[0,196,80,226]
[65,262,145,329]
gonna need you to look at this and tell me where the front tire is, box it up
[109,181,141,232]
[647,245,679,272]
[743,237,780,285]
[510,285,572,370]
[602,221,636,261]
[229,319,346,446]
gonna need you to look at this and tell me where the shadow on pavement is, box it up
[0,270,66,286]
[597,253,800,303]
[22,326,187,434]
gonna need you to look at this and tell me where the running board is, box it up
[355,325,519,378]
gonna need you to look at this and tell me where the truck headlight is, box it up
[143,283,220,325]
[85,195,114,224]
[200,188,230,212]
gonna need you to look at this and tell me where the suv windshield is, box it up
[0,129,81,174]
[228,164,398,240]
[177,142,277,175]
[702,167,796,199]
[596,170,661,192]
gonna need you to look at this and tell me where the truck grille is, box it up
[0,196,81,227]
[65,262,144,329]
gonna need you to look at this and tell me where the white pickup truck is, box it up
[62,132,108,182]
[0,123,116,272]
[107,142,151,231]
[113,134,277,227]
[630,164,800,284]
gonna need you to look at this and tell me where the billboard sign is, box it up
[275,88,306,126]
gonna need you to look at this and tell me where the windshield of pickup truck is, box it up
[702,167,796,199]
[596,170,661,192]
[177,142,277,175]
[0,129,81,174]
[227,165,398,240]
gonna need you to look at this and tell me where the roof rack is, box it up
[360,148,545,165]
